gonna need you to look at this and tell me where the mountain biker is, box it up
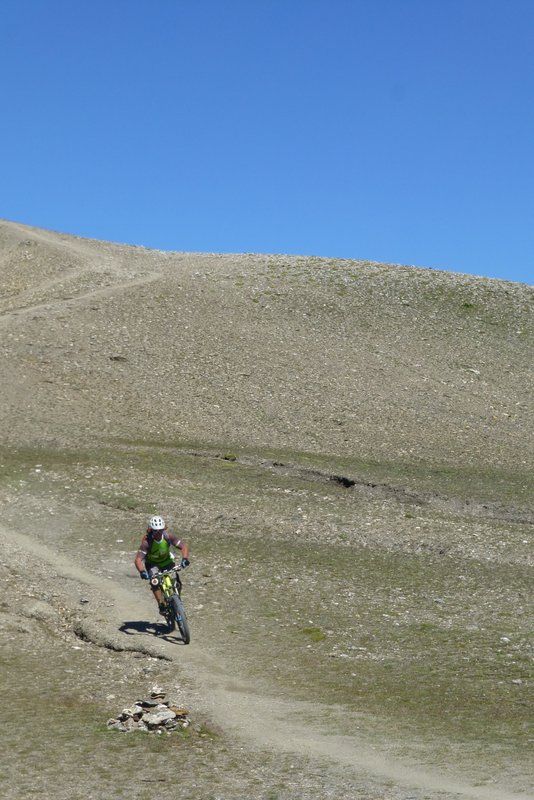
[134,515,190,616]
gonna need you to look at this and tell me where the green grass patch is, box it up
[301,626,327,642]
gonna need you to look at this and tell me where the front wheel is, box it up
[170,595,190,644]
[164,605,176,633]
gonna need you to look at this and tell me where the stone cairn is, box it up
[107,687,190,734]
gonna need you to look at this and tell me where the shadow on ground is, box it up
[119,619,167,636]
[118,619,187,645]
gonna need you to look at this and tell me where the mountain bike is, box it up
[150,565,190,644]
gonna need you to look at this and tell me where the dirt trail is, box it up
[9,525,530,800]
[0,219,169,325]
[0,270,163,323]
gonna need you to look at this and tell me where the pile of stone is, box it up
[107,688,190,734]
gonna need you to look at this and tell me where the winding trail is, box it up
[9,526,531,800]
[0,220,164,323]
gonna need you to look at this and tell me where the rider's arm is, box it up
[168,532,189,560]
[134,552,146,573]
[134,536,149,573]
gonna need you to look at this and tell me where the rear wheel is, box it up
[170,595,190,644]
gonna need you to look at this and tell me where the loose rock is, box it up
[107,690,190,733]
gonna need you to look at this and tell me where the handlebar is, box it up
[158,564,184,576]
[149,564,185,587]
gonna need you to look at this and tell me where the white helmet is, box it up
[148,515,165,531]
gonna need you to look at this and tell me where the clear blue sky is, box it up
[1,0,533,284]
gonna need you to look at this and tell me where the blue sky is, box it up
[1,0,533,284]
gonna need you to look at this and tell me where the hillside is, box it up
[0,220,532,800]
[1,220,532,472]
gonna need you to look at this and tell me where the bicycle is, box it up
[150,564,190,644]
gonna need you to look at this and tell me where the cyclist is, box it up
[134,515,190,616]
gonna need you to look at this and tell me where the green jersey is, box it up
[139,531,181,568]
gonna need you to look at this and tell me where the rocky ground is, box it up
[0,220,532,799]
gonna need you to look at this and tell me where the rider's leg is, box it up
[147,566,165,613]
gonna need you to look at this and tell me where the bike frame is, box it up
[150,565,181,600]
[149,565,190,644]
[150,564,190,644]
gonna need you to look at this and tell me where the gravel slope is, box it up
[1,219,532,482]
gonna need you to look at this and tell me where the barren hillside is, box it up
[0,220,532,800]
[1,220,532,480]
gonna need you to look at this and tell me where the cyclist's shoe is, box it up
[158,603,166,617]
